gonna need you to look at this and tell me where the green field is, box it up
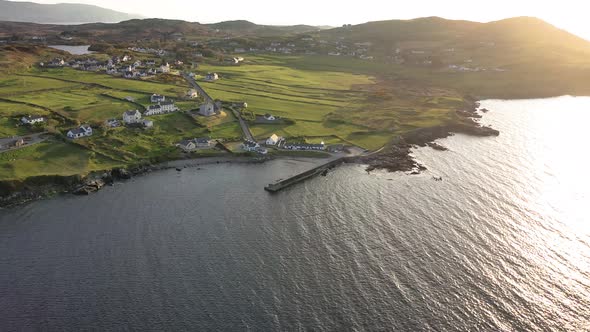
[0,67,233,180]
[0,54,468,180]
[197,55,461,149]
[0,140,121,180]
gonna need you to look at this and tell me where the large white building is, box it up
[144,101,177,116]
[199,101,216,117]
[123,110,142,124]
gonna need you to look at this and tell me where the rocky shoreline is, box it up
[0,103,499,208]
[353,103,499,173]
[0,155,270,209]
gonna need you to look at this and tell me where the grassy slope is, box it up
[198,55,461,149]
[0,66,238,180]
[0,140,121,180]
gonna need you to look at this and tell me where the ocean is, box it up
[1,97,589,331]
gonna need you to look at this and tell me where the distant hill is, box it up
[0,0,142,24]
[207,20,322,37]
[317,16,590,68]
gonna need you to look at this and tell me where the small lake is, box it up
[48,45,94,55]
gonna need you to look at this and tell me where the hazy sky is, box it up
[12,0,590,39]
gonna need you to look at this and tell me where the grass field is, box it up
[0,140,121,180]
[197,55,462,149]
[0,53,471,180]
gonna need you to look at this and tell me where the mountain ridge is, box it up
[0,0,143,24]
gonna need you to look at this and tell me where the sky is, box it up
[11,0,590,40]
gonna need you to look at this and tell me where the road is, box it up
[182,73,214,103]
[0,132,49,153]
[182,73,255,141]
[229,107,254,141]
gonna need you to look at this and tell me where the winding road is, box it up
[182,73,255,141]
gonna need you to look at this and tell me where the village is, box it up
[2,49,338,157]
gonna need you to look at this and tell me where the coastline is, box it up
[352,101,499,173]
[0,154,326,209]
[0,101,499,208]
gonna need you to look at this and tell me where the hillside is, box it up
[0,0,142,24]
[319,16,590,58]
[207,20,322,36]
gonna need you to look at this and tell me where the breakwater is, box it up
[264,157,347,192]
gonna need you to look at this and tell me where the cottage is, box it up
[159,63,170,73]
[178,139,196,152]
[199,101,216,117]
[21,115,45,125]
[123,110,142,124]
[11,138,25,148]
[151,94,166,103]
[142,120,154,128]
[194,137,212,148]
[266,134,281,146]
[205,73,219,81]
[67,125,93,139]
[105,118,120,128]
[242,140,260,152]
[186,89,199,99]
[263,113,276,121]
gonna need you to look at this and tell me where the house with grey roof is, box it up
[123,110,142,124]
[21,115,45,125]
[67,125,93,139]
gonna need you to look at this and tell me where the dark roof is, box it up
[244,140,258,147]
[69,127,89,135]
[124,110,140,116]
[179,139,194,146]
[148,104,161,110]
[195,137,210,144]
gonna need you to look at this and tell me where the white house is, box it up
[199,101,216,117]
[284,142,326,151]
[159,101,177,113]
[142,120,154,128]
[266,134,281,146]
[263,113,276,121]
[105,118,120,128]
[160,63,170,73]
[21,115,45,125]
[144,104,163,116]
[67,125,93,139]
[178,139,196,152]
[186,89,199,99]
[151,94,165,103]
[205,73,219,81]
[144,101,177,116]
[123,110,142,124]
